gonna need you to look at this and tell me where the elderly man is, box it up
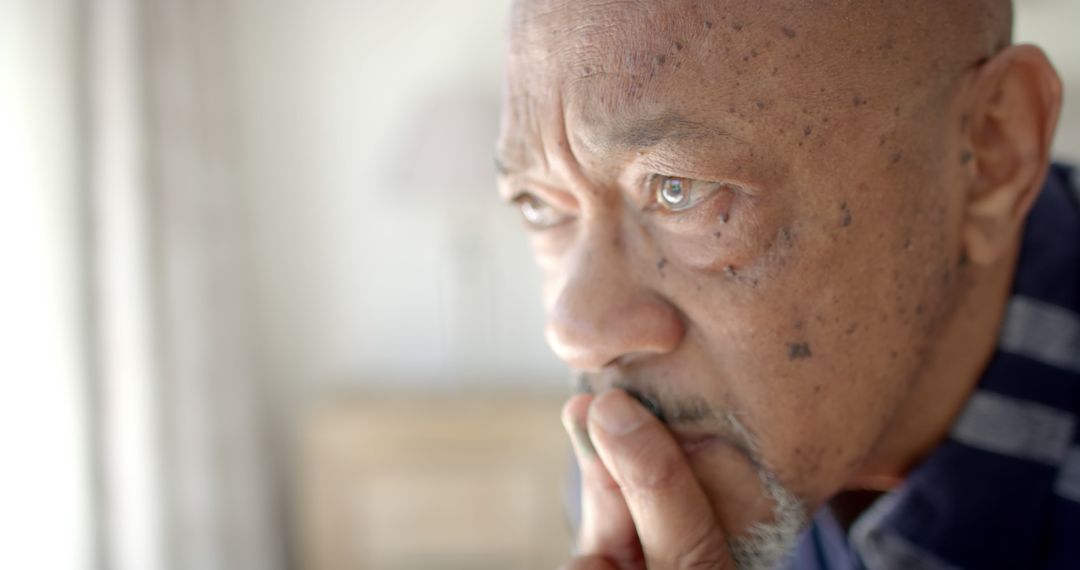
[495,0,1076,568]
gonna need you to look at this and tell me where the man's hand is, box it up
[560,389,735,570]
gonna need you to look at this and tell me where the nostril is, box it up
[544,290,686,372]
[544,319,608,372]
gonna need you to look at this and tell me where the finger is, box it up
[562,394,643,567]
[559,554,618,570]
[588,389,734,569]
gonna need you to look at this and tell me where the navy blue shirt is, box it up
[788,164,1080,570]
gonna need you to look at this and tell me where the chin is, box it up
[726,472,809,570]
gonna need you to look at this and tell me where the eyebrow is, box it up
[591,110,736,151]
[495,111,739,177]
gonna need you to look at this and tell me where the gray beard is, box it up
[726,471,808,570]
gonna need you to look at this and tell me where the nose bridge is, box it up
[545,217,685,371]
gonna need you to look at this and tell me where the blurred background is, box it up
[1,1,1076,569]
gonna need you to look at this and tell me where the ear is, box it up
[961,45,1063,266]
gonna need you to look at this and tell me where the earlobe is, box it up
[961,45,1063,267]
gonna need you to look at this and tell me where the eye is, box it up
[512,192,573,230]
[651,176,724,212]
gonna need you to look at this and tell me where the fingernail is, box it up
[591,390,648,436]
[571,420,596,459]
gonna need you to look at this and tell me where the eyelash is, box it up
[510,176,728,230]
[510,191,574,230]
[646,175,727,213]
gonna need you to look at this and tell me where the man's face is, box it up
[497,0,970,542]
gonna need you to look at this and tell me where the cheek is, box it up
[653,188,790,277]
[755,377,906,502]
[687,220,951,502]
[689,442,782,539]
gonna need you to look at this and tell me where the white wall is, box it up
[224,0,1080,404]
[1017,0,1080,163]
[228,0,567,400]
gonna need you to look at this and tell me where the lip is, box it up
[674,433,723,456]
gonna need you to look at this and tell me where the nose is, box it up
[544,234,686,372]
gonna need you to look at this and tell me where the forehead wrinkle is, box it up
[511,0,650,67]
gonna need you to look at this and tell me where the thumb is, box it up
[588,389,734,569]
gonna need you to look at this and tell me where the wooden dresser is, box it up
[295,395,574,569]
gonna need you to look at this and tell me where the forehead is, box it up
[507,0,755,111]
[499,0,890,168]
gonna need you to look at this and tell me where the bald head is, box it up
[506,0,1012,105]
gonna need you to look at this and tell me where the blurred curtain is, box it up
[84,0,282,569]
[0,2,92,569]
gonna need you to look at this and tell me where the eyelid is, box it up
[510,190,575,230]
[646,175,726,213]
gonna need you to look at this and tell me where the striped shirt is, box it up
[789,164,1080,570]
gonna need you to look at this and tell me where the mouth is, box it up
[669,423,759,466]
[676,433,721,455]
[580,381,760,463]
[617,387,743,458]
[668,421,738,457]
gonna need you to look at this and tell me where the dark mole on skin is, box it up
[724,265,738,278]
[803,126,813,137]
[704,20,713,29]
[787,342,813,360]
[781,26,797,38]
[733,22,744,31]
[778,227,795,248]
[657,257,668,273]
[960,150,974,164]
[840,202,853,227]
